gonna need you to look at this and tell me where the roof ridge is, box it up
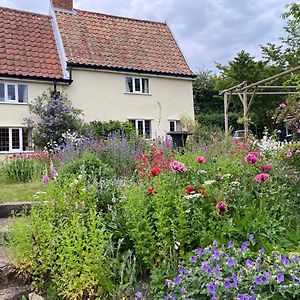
[72,8,166,26]
[0,5,50,18]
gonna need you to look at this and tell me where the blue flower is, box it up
[207,282,217,294]
[224,280,231,289]
[213,248,220,260]
[201,262,212,274]
[135,291,142,298]
[254,276,262,285]
[241,242,248,253]
[214,264,220,277]
[277,273,284,283]
[227,258,235,267]
[292,276,300,283]
[249,234,254,241]
[293,255,299,264]
[259,247,265,254]
[245,259,253,269]
[195,248,205,255]
[228,241,234,248]
[174,276,181,285]
[190,256,197,263]
[180,286,186,294]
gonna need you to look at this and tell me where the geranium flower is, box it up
[216,200,228,215]
[147,186,155,196]
[254,173,269,183]
[171,161,186,173]
[150,167,160,176]
[260,164,272,173]
[185,185,195,194]
[244,153,258,165]
[196,156,206,164]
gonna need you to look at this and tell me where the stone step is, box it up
[0,202,38,219]
[0,283,30,300]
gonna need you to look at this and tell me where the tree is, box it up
[25,90,83,149]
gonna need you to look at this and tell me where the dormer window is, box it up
[0,83,28,103]
[125,77,149,94]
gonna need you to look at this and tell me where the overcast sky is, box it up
[0,0,293,73]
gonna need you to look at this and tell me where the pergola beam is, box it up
[231,92,300,95]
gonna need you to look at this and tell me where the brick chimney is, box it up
[51,0,73,10]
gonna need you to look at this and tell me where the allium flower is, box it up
[185,185,195,194]
[147,186,155,196]
[196,156,206,164]
[244,153,258,165]
[277,273,284,283]
[254,173,269,183]
[260,164,272,173]
[216,200,228,215]
[150,167,160,176]
[50,162,57,178]
[171,161,186,173]
[42,174,49,185]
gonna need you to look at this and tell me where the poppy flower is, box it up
[150,167,160,176]
[185,185,195,194]
[147,186,155,196]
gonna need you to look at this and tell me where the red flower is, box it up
[198,188,207,196]
[196,156,206,164]
[185,185,195,194]
[147,186,155,196]
[216,200,228,215]
[150,167,160,176]
[260,164,272,173]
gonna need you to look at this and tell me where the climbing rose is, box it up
[185,185,195,194]
[244,153,258,165]
[254,173,269,183]
[147,186,155,196]
[42,174,49,185]
[196,156,206,164]
[150,167,160,176]
[260,164,272,173]
[216,200,228,215]
[171,161,186,173]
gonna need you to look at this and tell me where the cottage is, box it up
[0,0,195,153]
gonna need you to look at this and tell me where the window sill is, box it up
[124,92,152,96]
[0,102,29,105]
[0,150,34,154]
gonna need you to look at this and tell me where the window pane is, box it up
[169,121,175,132]
[126,77,133,92]
[137,120,144,136]
[0,83,4,102]
[145,120,151,139]
[0,128,9,151]
[18,85,28,103]
[11,129,20,149]
[142,79,149,93]
[7,85,16,100]
[134,78,141,92]
[23,128,32,151]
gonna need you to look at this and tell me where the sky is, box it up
[0,0,293,73]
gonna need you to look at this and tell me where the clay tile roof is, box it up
[0,7,64,80]
[55,9,195,77]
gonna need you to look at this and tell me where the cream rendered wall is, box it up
[0,78,54,127]
[65,69,194,138]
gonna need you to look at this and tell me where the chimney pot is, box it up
[51,0,73,10]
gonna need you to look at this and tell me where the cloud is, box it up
[0,0,291,73]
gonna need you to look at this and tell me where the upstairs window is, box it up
[129,119,152,139]
[0,83,28,103]
[0,128,32,152]
[125,77,149,94]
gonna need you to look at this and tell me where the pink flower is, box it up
[279,103,287,109]
[50,162,57,178]
[42,175,49,185]
[244,153,258,165]
[254,173,270,183]
[216,200,228,215]
[286,150,293,158]
[171,161,186,173]
[196,156,206,164]
[260,164,272,173]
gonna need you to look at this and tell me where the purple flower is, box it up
[262,276,268,283]
[213,248,220,259]
[174,276,181,285]
[171,161,186,173]
[214,264,220,277]
[277,273,284,283]
[228,241,234,248]
[190,256,197,263]
[224,280,231,289]
[292,276,300,283]
[246,259,253,269]
[50,162,57,177]
[207,282,216,294]
[196,248,205,255]
[259,247,265,254]
[227,258,235,267]
[249,234,254,241]
[135,291,142,298]
[201,262,212,274]
[178,268,183,274]
[232,274,238,287]
[42,174,49,185]
[180,286,186,294]
[241,242,248,253]
[293,255,299,264]
[254,276,262,285]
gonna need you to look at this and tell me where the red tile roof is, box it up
[0,7,64,80]
[55,9,195,77]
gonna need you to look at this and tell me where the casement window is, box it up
[0,83,28,103]
[125,77,149,94]
[0,128,32,152]
[169,120,181,132]
[129,119,152,139]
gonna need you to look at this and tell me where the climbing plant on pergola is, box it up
[220,65,300,136]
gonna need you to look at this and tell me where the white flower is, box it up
[204,180,216,185]
[184,193,202,200]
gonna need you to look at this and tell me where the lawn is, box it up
[0,181,45,203]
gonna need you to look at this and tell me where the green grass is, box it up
[0,181,46,203]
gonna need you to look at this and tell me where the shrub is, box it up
[161,239,300,299]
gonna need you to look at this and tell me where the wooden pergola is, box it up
[220,65,300,136]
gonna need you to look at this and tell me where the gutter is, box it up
[0,73,72,84]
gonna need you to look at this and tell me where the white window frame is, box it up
[169,120,181,132]
[0,128,33,153]
[125,77,150,94]
[129,119,152,139]
[0,82,29,104]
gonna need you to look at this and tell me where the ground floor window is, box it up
[129,119,152,139]
[169,120,181,132]
[0,128,32,152]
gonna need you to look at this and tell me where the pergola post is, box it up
[242,85,249,136]
[224,92,229,136]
